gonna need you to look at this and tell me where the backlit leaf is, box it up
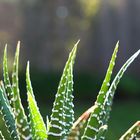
[119,121,140,140]
[26,62,47,139]
[12,42,30,140]
[0,82,19,139]
[3,45,14,107]
[82,49,140,140]
[48,40,79,140]
[69,42,119,140]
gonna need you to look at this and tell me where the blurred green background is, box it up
[0,0,140,139]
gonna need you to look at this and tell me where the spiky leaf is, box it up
[26,62,47,139]
[82,49,140,140]
[12,42,30,139]
[48,41,79,139]
[0,82,19,139]
[26,61,34,98]
[3,45,14,106]
[119,121,140,140]
[69,42,119,140]
[96,41,119,103]
[63,55,75,136]
[46,116,50,133]
[68,107,94,140]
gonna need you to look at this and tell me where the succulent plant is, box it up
[0,41,140,140]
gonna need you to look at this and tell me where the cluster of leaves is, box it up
[0,41,140,140]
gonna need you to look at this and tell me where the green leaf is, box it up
[12,42,30,140]
[26,61,34,98]
[0,130,6,140]
[63,54,75,136]
[46,116,50,133]
[0,81,10,106]
[82,48,140,140]
[96,125,108,139]
[48,40,79,139]
[119,121,140,140]
[96,41,119,103]
[68,107,93,140]
[69,42,119,140]
[3,45,14,107]
[26,62,47,139]
[0,82,19,140]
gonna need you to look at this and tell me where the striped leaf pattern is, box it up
[12,42,30,140]
[96,41,119,104]
[69,42,119,140]
[48,41,79,139]
[26,62,47,139]
[119,121,140,140]
[3,45,14,107]
[63,53,75,137]
[68,106,94,140]
[0,82,19,139]
[0,41,140,140]
[82,49,140,139]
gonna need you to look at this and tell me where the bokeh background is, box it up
[0,0,140,139]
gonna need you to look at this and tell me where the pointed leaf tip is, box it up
[134,49,140,58]
[26,61,35,98]
[116,40,119,45]
[76,39,80,45]
[12,41,30,139]
[74,40,80,49]
[116,41,119,49]
[4,44,8,62]
[15,41,20,58]
[17,41,20,47]
[71,40,80,54]
[26,61,30,75]
[4,44,7,53]
[3,43,14,108]
[48,42,77,139]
